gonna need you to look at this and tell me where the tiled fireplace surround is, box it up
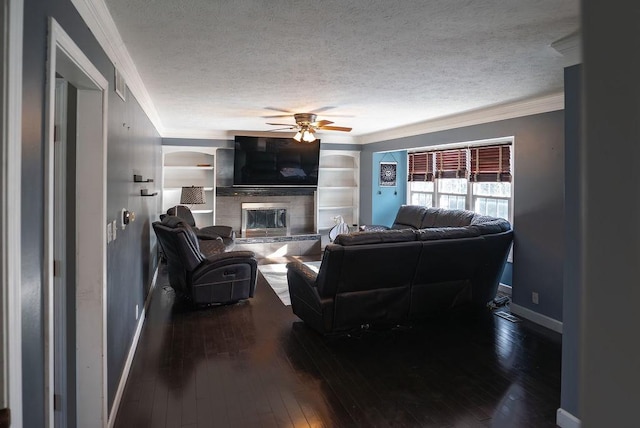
[216,188,320,257]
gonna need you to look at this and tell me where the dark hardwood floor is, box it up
[114,257,561,428]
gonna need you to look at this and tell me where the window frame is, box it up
[407,137,515,245]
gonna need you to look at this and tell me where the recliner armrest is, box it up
[199,225,235,240]
[192,250,257,284]
[286,261,319,286]
[205,250,255,263]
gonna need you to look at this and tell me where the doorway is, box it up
[0,0,23,426]
[46,18,108,427]
[52,78,78,428]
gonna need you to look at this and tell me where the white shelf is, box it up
[315,150,359,238]
[320,167,356,171]
[164,165,214,170]
[318,205,354,210]
[162,147,216,227]
[163,186,214,191]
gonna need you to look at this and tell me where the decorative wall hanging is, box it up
[379,161,397,187]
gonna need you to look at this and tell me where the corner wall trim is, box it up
[557,408,581,428]
[107,265,159,428]
[510,303,563,334]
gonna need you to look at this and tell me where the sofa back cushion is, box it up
[317,241,422,329]
[390,205,429,229]
[415,226,480,241]
[333,229,416,246]
[429,209,477,227]
[410,236,486,317]
[316,241,422,298]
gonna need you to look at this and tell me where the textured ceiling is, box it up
[104,0,579,140]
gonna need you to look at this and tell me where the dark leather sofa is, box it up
[286,206,513,334]
[153,216,257,306]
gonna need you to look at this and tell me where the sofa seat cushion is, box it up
[334,229,417,246]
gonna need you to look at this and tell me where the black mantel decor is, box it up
[216,186,315,197]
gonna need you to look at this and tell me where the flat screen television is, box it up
[233,136,320,187]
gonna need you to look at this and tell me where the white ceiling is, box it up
[102,0,579,142]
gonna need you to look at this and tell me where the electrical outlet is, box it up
[106,222,112,243]
[112,220,117,241]
[135,304,139,320]
[532,292,539,304]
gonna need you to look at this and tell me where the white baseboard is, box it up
[557,408,581,428]
[510,303,563,334]
[107,265,159,428]
[498,283,512,296]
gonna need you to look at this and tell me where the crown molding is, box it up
[356,92,564,145]
[551,30,582,67]
[70,0,164,133]
[161,128,231,140]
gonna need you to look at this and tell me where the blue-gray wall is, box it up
[372,151,407,226]
[22,0,162,424]
[106,92,162,410]
[561,64,581,418]
[359,111,564,322]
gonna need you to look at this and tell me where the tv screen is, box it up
[233,136,320,187]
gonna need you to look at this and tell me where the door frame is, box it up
[0,0,23,426]
[45,18,108,427]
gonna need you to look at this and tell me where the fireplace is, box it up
[241,202,291,237]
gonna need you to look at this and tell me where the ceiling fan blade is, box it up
[314,120,334,127]
[261,114,294,119]
[264,106,294,114]
[266,122,296,126]
[310,106,336,114]
[318,125,352,132]
[267,127,296,132]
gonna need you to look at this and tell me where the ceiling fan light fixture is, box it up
[293,131,303,142]
[302,128,316,142]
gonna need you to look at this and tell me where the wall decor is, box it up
[379,161,397,187]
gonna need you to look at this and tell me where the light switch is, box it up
[106,222,112,243]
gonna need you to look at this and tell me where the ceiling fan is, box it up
[266,113,352,142]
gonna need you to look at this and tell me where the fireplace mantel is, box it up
[216,186,315,197]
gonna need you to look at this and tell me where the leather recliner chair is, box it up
[164,205,236,250]
[153,216,257,306]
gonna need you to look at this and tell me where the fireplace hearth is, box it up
[241,202,291,237]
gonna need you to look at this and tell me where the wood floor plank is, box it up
[114,260,561,428]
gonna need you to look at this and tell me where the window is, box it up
[409,181,434,207]
[408,142,513,222]
[438,178,467,210]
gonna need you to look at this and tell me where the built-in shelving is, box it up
[315,150,360,240]
[162,146,217,227]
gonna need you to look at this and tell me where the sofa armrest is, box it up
[359,224,390,232]
[286,261,334,333]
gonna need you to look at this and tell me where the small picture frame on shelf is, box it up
[379,161,397,187]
